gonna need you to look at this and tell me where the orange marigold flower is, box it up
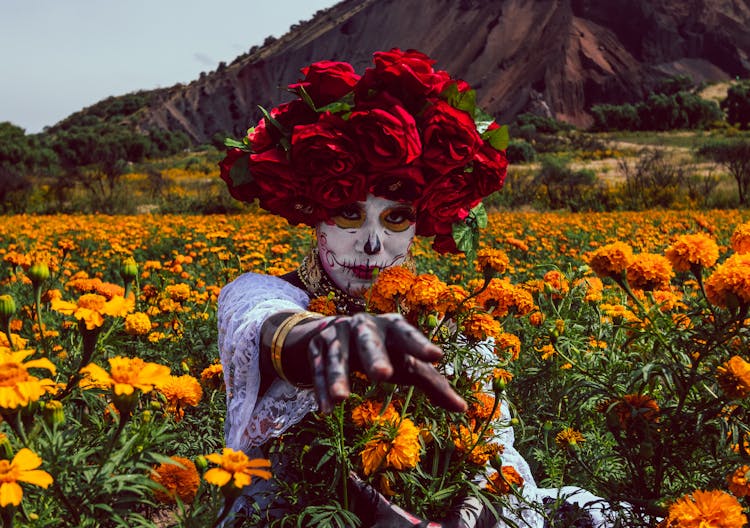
[475,279,533,317]
[204,448,272,489]
[157,375,203,420]
[405,274,448,313]
[538,344,556,360]
[200,363,224,390]
[727,465,750,498]
[468,392,501,422]
[165,283,191,302]
[731,221,750,254]
[529,311,545,326]
[0,347,56,410]
[586,241,633,280]
[573,276,604,303]
[436,284,471,314]
[124,312,152,336]
[495,332,521,361]
[367,266,416,313]
[609,393,660,430]
[716,356,750,399]
[80,356,171,396]
[665,489,747,528]
[476,248,509,275]
[360,417,421,476]
[704,253,750,307]
[463,312,502,341]
[543,270,570,299]
[151,456,200,504]
[0,448,53,507]
[555,427,585,447]
[351,400,399,428]
[665,233,720,272]
[626,253,673,291]
[451,424,503,465]
[51,293,133,330]
[486,466,524,495]
[307,296,337,316]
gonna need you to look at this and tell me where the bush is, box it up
[722,80,750,129]
[506,139,537,163]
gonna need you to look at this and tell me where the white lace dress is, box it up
[218,272,616,527]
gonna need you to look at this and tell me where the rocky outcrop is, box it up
[137,0,750,142]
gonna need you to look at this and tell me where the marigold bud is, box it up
[120,256,139,281]
[194,455,208,471]
[492,376,507,393]
[27,261,50,284]
[0,295,16,318]
[43,399,65,426]
[142,410,152,423]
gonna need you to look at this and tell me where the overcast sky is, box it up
[0,0,338,134]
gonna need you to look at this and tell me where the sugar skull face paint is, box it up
[317,194,416,296]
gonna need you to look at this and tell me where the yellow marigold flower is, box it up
[731,221,750,254]
[451,424,503,465]
[475,248,509,275]
[80,356,171,396]
[626,253,673,291]
[665,233,720,272]
[538,344,556,360]
[486,466,524,495]
[727,465,750,498]
[307,296,337,316]
[200,363,224,390]
[463,312,502,341]
[716,356,750,399]
[555,427,585,447]
[51,293,133,330]
[360,417,421,476]
[124,312,151,336]
[151,456,200,504]
[600,303,639,324]
[665,489,747,528]
[351,400,399,428]
[0,448,53,506]
[405,274,448,313]
[704,253,750,307]
[495,332,521,361]
[165,283,191,302]
[157,375,203,420]
[204,448,272,489]
[586,241,633,280]
[368,266,416,313]
[0,348,56,409]
[492,368,513,385]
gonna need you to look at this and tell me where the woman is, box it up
[218,49,610,527]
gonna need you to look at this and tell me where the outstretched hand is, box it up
[276,311,467,414]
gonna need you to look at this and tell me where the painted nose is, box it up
[363,233,382,255]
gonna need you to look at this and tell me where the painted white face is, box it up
[317,194,416,296]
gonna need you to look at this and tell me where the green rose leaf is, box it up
[474,108,496,135]
[472,202,488,229]
[441,83,477,116]
[224,137,250,151]
[482,124,509,151]
[317,92,355,115]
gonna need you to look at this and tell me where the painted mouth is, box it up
[346,264,381,279]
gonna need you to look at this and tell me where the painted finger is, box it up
[384,315,444,363]
[308,335,332,414]
[401,356,467,412]
[326,323,350,401]
[352,316,392,380]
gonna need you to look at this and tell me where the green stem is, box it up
[4,319,14,352]
[34,285,50,356]
[57,325,101,400]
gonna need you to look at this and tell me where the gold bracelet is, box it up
[270,311,323,383]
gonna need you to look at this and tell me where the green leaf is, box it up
[482,124,509,150]
[223,137,250,151]
[441,83,477,116]
[474,107,496,134]
[452,221,478,261]
[259,105,289,137]
[296,85,317,111]
[471,202,488,229]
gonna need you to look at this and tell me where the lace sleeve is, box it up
[218,272,318,452]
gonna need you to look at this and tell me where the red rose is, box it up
[261,193,328,227]
[416,171,480,237]
[288,60,361,107]
[348,101,421,170]
[471,142,508,198]
[219,148,259,203]
[248,100,317,152]
[311,171,369,209]
[420,100,481,175]
[290,113,360,180]
[432,234,460,254]
[368,166,426,202]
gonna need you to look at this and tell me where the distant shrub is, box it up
[506,139,537,163]
[592,92,721,131]
[722,80,750,129]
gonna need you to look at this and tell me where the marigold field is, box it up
[0,208,749,527]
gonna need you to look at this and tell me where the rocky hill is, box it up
[99,0,750,143]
